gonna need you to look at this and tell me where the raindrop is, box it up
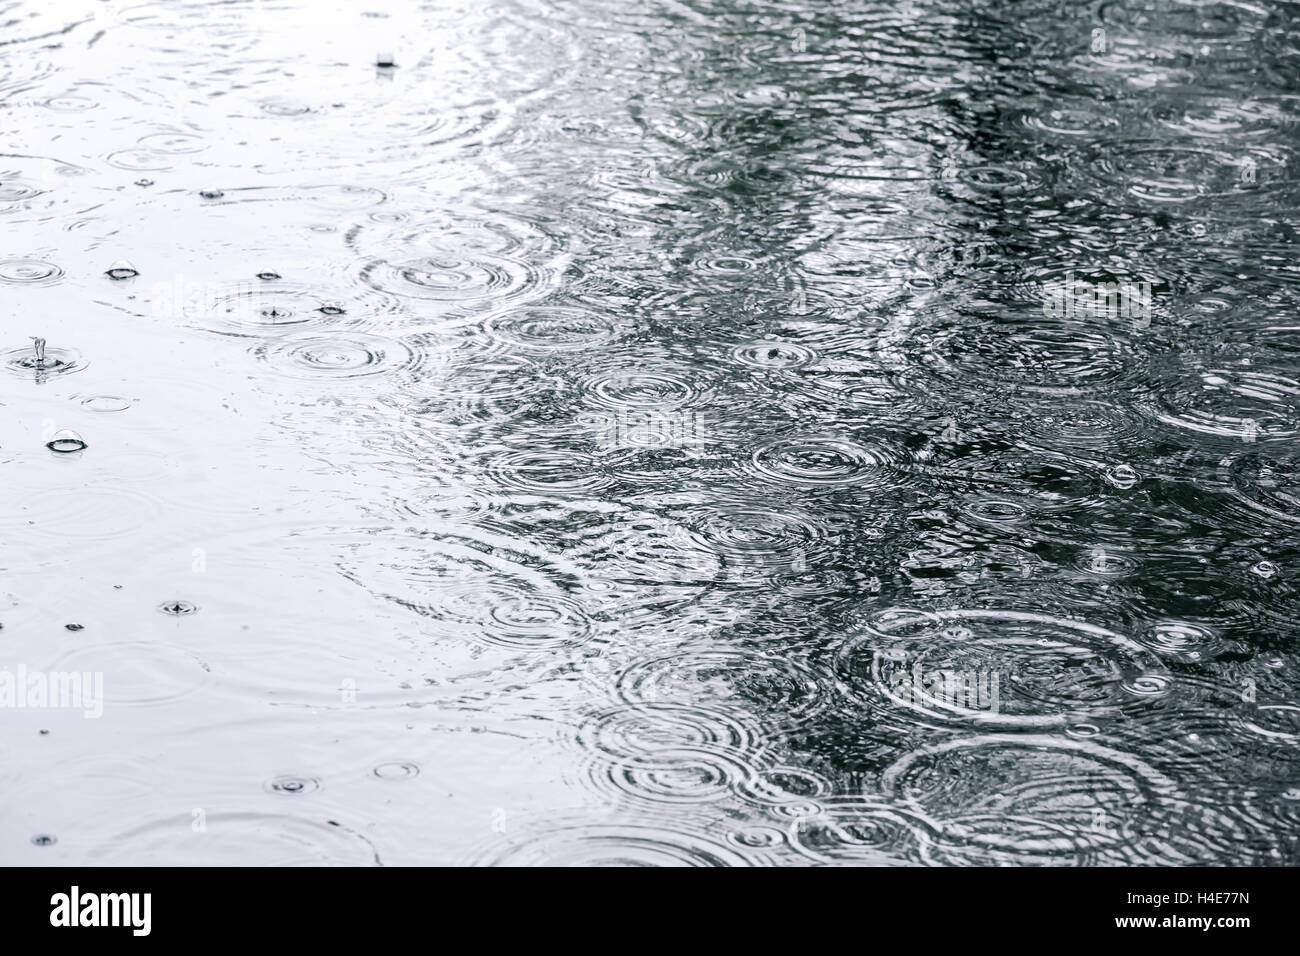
[31,337,45,366]
[46,429,87,453]
[376,52,396,68]
[199,189,224,200]
[317,302,346,315]
[1105,464,1139,489]
[31,835,56,846]
[134,178,153,187]
[257,271,281,281]
[105,260,138,280]
[1251,560,1279,579]
[65,623,84,632]
[266,775,320,795]
[159,600,198,616]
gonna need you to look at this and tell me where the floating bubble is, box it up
[104,260,138,280]
[46,429,87,453]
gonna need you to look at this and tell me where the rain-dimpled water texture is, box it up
[1,0,1298,867]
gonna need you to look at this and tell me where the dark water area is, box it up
[2,0,1298,865]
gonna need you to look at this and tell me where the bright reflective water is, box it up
[3,0,1299,866]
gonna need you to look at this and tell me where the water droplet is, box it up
[317,302,346,316]
[46,429,87,453]
[65,623,84,632]
[199,189,224,200]
[1252,560,1279,579]
[159,600,198,616]
[105,259,139,280]
[1105,463,1139,489]
[266,775,320,795]
[256,271,281,281]
[134,178,153,187]
[376,52,396,68]
[30,834,56,846]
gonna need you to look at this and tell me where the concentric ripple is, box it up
[749,436,902,487]
[0,257,63,284]
[252,333,428,383]
[884,734,1176,864]
[486,305,622,351]
[837,608,1170,729]
[467,817,762,866]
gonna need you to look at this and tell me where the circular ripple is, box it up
[682,501,829,578]
[360,252,542,306]
[372,761,420,781]
[90,812,380,865]
[80,395,131,412]
[266,775,321,795]
[338,532,594,651]
[749,436,901,487]
[615,649,833,727]
[838,608,1169,729]
[884,734,1176,864]
[252,333,425,382]
[731,341,819,369]
[583,368,698,411]
[468,818,760,866]
[788,796,937,865]
[47,642,210,706]
[4,345,84,378]
[0,258,62,284]
[488,448,612,495]
[486,306,621,351]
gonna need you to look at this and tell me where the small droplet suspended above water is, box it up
[46,428,87,453]
[31,336,45,367]
[105,259,139,280]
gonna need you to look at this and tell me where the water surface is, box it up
[3,0,1299,865]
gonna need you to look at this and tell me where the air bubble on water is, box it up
[317,302,346,315]
[199,189,224,200]
[159,600,198,616]
[134,178,153,187]
[105,259,139,280]
[65,623,84,631]
[46,429,87,453]
[1105,464,1139,488]
[257,271,281,281]
[1251,560,1279,579]
[31,834,56,846]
